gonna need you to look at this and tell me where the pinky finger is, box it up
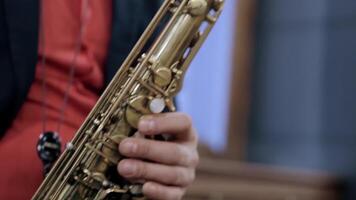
[143,181,186,200]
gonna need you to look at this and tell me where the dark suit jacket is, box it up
[0,0,161,136]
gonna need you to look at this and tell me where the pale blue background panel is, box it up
[177,0,237,152]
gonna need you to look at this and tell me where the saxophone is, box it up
[32,0,224,199]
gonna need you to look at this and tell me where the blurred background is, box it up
[178,0,356,199]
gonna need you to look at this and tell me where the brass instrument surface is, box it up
[32,0,224,199]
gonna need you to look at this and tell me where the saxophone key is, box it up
[206,14,217,23]
[152,67,172,87]
[85,143,119,165]
[165,98,176,112]
[149,98,166,114]
[187,0,208,16]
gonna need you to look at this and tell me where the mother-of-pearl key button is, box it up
[149,98,166,114]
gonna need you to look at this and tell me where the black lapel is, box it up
[105,0,162,85]
[105,0,140,85]
[3,0,39,104]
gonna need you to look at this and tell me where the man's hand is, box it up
[117,112,199,200]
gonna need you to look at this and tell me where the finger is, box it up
[119,138,199,167]
[138,112,196,142]
[143,182,186,200]
[118,159,195,187]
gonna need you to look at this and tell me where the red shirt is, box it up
[0,0,112,199]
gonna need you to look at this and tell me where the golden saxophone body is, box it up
[32,0,224,199]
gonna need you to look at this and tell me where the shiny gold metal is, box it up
[153,67,172,87]
[126,95,151,128]
[32,0,224,199]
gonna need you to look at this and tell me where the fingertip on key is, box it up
[138,117,156,133]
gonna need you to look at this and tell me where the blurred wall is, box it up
[248,0,356,198]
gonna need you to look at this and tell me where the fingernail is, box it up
[119,161,136,176]
[121,140,137,154]
[139,118,155,132]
